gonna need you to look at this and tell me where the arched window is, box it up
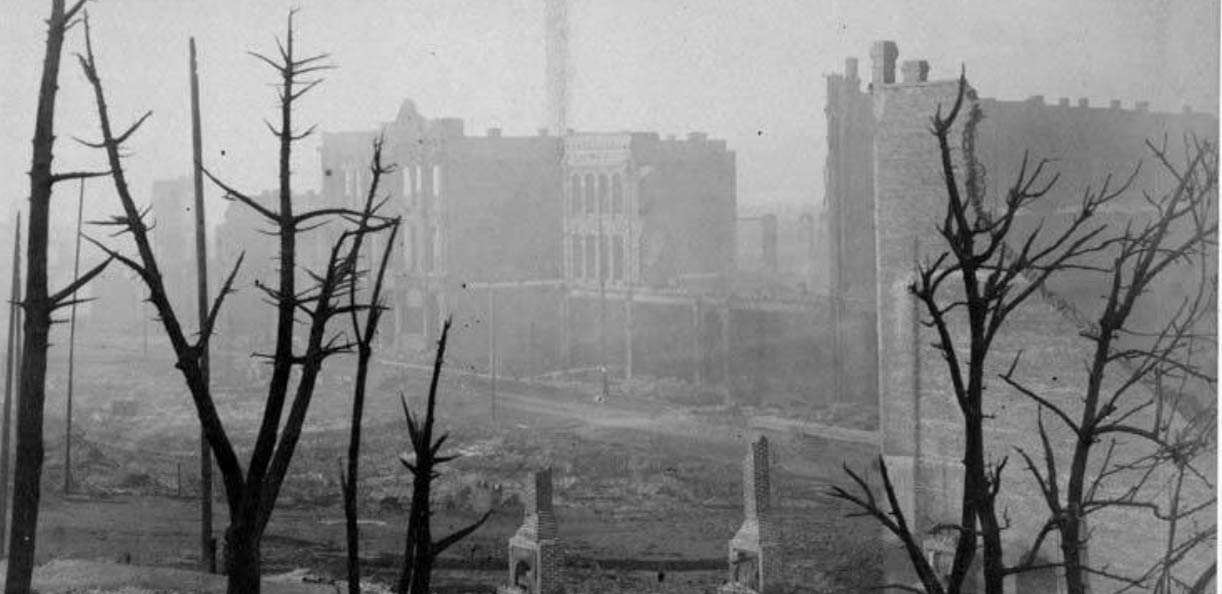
[611,174,623,214]
[584,174,595,214]
[597,174,609,214]
[569,174,582,215]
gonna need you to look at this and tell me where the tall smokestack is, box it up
[544,0,569,137]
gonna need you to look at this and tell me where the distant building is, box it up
[562,132,736,289]
[320,100,564,349]
[149,177,196,313]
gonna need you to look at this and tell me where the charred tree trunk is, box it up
[8,2,84,591]
[400,474,435,594]
[395,319,493,594]
[224,524,262,594]
[343,350,368,594]
[343,141,398,594]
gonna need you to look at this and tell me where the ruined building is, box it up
[821,40,1217,589]
[563,132,736,289]
[320,100,564,353]
[316,102,745,379]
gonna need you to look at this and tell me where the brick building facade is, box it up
[822,40,1217,590]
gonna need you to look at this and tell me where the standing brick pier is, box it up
[499,468,562,594]
[721,435,781,593]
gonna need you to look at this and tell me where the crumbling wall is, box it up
[634,134,737,287]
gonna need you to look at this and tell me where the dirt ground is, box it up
[22,324,882,593]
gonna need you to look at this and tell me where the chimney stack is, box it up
[845,57,859,81]
[870,41,898,87]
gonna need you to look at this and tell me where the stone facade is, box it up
[500,468,562,594]
[562,131,736,290]
[721,436,781,594]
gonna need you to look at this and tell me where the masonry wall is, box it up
[866,52,1217,587]
[913,275,1216,588]
[872,78,967,513]
[974,99,1219,408]
[824,60,877,301]
[633,135,737,287]
[444,136,564,283]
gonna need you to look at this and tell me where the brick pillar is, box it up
[723,436,781,594]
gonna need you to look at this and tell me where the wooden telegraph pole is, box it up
[1,214,23,556]
[189,37,216,573]
[63,179,85,495]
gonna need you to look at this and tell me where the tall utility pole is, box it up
[544,0,568,137]
[488,288,497,421]
[189,37,215,573]
[63,180,85,495]
[1,213,23,556]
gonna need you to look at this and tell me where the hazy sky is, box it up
[0,0,1217,232]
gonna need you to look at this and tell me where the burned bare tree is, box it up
[339,137,400,594]
[1002,137,1217,594]
[75,12,396,594]
[6,2,114,592]
[829,72,1138,594]
[396,318,494,594]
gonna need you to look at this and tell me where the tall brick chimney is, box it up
[502,469,561,594]
[870,41,898,87]
[720,436,781,593]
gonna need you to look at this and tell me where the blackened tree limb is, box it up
[76,13,246,507]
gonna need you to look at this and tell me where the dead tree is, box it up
[76,12,394,594]
[829,72,1133,594]
[340,137,400,594]
[6,2,113,592]
[397,317,494,594]
[1002,137,1217,594]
